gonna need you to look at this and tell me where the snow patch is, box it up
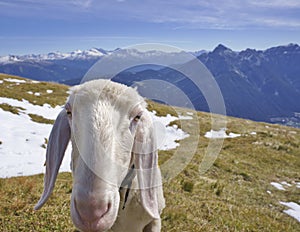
[0,102,190,178]
[0,80,3,84]
[280,202,300,223]
[204,128,241,139]
[46,89,53,94]
[31,80,40,84]
[34,92,41,96]
[281,181,292,187]
[150,112,190,150]
[0,108,72,178]
[0,97,62,120]
[4,78,26,83]
[271,182,286,191]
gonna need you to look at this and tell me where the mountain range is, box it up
[198,44,300,124]
[0,44,299,125]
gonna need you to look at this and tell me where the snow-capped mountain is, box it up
[0,48,189,82]
[0,44,300,124]
[0,48,109,64]
[0,48,111,82]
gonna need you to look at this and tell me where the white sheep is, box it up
[34,80,165,232]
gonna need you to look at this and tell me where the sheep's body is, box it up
[35,80,165,232]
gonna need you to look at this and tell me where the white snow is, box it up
[0,107,72,178]
[268,182,300,223]
[280,202,300,223]
[296,182,300,189]
[0,80,3,84]
[27,91,33,95]
[0,97,62,120]
[0,56,10,63]
[0,100,190,178]
[0,55,21,63]
[250,132,257,135]
[281,181,292,187]
[31,80,40,84]
[204,128,241,139]
[4,78,26,83]
[46,89,53,94]
[271,182,286,191]
[0,48,107,64]
[34,92,41,96]
[150,112,190,150]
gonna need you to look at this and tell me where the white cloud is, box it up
[250,0,300,8]
[255,18,300,28]
[91,0,300,29]
[71,0,93,8]
[1,0,300,29]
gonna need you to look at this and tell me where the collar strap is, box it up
[119,164,136,210]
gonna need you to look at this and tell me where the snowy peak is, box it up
[0,48,109,64]
[0,47,191,64]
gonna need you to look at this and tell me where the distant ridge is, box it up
[0,44,299,126]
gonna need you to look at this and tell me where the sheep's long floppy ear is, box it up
[34,110,70,210]
[133,112,161,219]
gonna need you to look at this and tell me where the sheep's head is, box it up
[35,80,162,232]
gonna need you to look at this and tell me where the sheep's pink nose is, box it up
[76,199,109,222]
[72,195,112,232]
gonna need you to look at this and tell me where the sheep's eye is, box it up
[133,115,141,122]
[65,103,72,116]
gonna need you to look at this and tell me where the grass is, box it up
[0,74,300,231]
[0,73,69,107]
[0,103,25,115]
[0,73,67,124]
[28,114,55,124]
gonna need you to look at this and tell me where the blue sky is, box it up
[0,0,300,55]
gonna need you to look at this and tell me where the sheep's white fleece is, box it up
[35,79,165,232]
[71,80,165,231]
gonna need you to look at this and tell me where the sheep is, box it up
[34,79,165,232]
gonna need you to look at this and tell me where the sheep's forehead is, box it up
[69,80,146,115]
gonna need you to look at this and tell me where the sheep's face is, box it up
[67,82,146,232]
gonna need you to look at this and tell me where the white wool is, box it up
[36,80,165,232]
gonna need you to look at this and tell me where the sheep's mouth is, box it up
[71,197,117,232]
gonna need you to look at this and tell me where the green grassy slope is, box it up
[0,74,299,231]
